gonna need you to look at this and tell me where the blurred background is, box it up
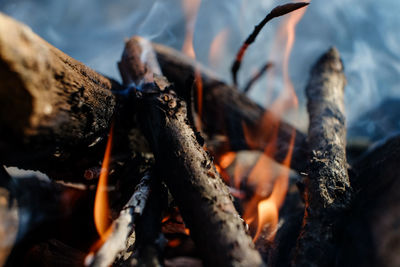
[1,0,400,142]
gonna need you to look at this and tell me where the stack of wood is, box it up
[0,7,399,267]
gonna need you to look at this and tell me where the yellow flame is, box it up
[94,124,114,242]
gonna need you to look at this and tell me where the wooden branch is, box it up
[120,36,263,267]
[132,175,165,267]
[152,42,308,173]
[0,13,121,176]
[294,48,352,266]
[87,172,153,267]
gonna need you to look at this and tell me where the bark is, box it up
[88,172,154,267]
[152,42,308,173]
[294,48,352,267]
[137,88,262,267]
[119,36,263,267]
[0,13,121,178]
[133,175,165,267]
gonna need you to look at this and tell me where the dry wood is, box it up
[87,172,153,267]
[119,36,263,267]
[294,48,352,267]
[130,175,165,267]
[0,13,121,178]
[152,42,308,173]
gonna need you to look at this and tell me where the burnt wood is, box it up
[0,167,95,267]
[0,13,121,178]
[88,172,154,267]
[348,135,400,267]
[119,36,263,267]
[294,48,352,267]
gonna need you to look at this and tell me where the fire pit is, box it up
[0,1,399,267]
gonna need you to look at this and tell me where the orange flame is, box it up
[182,0,203,130]
[252,131,295,241]
[181,0,201,59]
[238,1,308,241]
[209,28,229,68]
[93,124,114,243]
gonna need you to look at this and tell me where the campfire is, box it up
[0,1,399,267]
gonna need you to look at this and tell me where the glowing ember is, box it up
[218,151,236,169]
[93,124,114,243]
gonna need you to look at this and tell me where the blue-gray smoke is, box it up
[1,0,399,134]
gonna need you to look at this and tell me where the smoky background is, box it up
[1,0,400,140]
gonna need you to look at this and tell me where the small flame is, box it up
[209,28,229,68]
[93,124,114,243]
[252,132,295,241]
[238,1,308,241]
[181,0,201,59]
[182,0,203,130]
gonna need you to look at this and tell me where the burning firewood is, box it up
[119,36,263,267]
[152,42,308,173]
[86,172,163,267]
[294,48,352,266]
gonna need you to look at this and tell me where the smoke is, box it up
[1,0,400,130]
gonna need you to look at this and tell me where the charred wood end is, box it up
[294,47,351,267]
[306,47,351,214]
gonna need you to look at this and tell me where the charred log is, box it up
[0,13,123,180]
[294,48,352,266]
[346,135,400,267]
[0,167,95,267]
[119,36,263,267]
[88,172,155,267]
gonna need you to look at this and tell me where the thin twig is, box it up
[231,2,309,86]
[86,172,152,267]
[243,62,273,93]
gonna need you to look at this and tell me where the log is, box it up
[152,43,308,173]
[0,166,94,266]
[87,172,156,267]
[131,175,165,267]
[119,36,263,267]
[294,48,352,266]
[0,13,121,177]
[348,135,400,267]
